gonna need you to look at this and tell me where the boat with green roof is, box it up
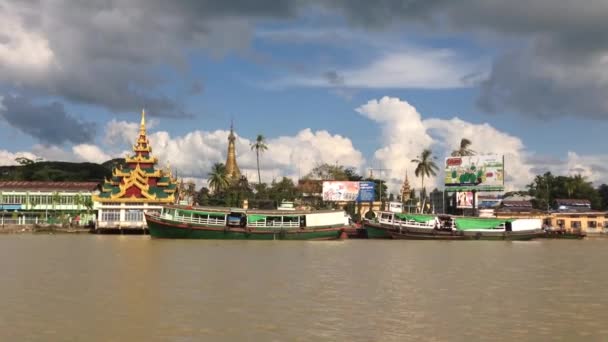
[364,211,542,240]
[144,205,352,240]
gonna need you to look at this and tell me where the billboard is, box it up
[322,181,360,201]
[322,181,376,202]
[357,181,376,202]
[456,192,475,209]
[445,155,504,191]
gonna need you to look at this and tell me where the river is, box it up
[0,235,607,341]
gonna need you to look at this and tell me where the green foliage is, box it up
[250,134,268,185]
[527,172,603,210]
[450,138,475,157]
[304,163,361,181]
[0,161,110,182]
[207,163,230,194]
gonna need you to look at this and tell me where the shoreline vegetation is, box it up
[0,224,91,234]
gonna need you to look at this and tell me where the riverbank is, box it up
[0,224,92,234]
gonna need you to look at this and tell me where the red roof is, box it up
[0,181,100,192]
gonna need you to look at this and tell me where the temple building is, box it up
[93,110,177,231]
[225,123,241,182]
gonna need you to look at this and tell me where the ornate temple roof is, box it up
[93,109,177,203]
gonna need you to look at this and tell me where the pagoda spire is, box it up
[225,121,241,181]
[401,170,411,202]
[140,108,147,135]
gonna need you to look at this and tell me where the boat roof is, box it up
[163,204,343,215]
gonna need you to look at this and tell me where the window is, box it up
[103,202,121,206]
[125,210,143,222]
[556,219,565,228]
[588,221,597,229]
[571,221,581,229]
[101,210,120,222]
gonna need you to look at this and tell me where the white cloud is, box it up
[0,150,38,166]
[146,128,365,186]
[72,144,112,163]
[356,96,534,193]
[0,7,54,75]
[275,47,485,90]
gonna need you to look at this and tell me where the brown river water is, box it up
[0,235,607,341]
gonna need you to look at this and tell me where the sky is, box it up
[1,0,608,193]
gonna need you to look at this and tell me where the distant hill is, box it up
[0,160,121,182]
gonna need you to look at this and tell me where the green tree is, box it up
[412,149,438,213]
[451,138,475,157]
[83,196,94,214]
[207,163,230,195]
[74,193,83,213]
[250,134,268,185]
[196,187,211,206]
[597,184,608,210]
[304,163,349,180]
[51,192,61,211]
[15,157,35,165]
[269,177,301,205]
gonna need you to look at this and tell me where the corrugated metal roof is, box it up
[0,181,100,191]
[556,199,591,206]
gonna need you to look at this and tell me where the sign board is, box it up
[444,155,504,191]
[356,181,376,202]
[322,181,360,201]
[388,201,403,213]
[322,181,377,202]
[456,192,475,209]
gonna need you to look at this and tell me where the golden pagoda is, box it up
[401,171,412,203]
[93,109,177,203]
[225,122,241,181]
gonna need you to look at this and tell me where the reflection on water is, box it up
[0,235,607,341]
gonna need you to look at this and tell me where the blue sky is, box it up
[1,1,608,190]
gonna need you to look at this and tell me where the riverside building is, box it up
[0,181,99,225]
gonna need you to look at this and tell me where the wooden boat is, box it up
[144,205,351,240]
[364,212,542,241]
[539,228,586,239]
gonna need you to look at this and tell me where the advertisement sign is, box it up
[356,181,376,202]
[388,201,403,213]
[445,155,504,191]
[456,192,475,209]
[322,181,360,201]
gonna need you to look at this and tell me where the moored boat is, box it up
[144,205,351,240]
[364,211,542,241]
[539,228,586,239]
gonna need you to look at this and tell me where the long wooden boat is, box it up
[364,212,542,241]
[144,205,351,240]
[539,228,586,239]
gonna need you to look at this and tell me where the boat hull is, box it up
[365,221,540,241]
[145,214,345,240]
[539,230,586,239]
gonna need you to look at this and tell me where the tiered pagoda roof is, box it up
[93,110,177,203]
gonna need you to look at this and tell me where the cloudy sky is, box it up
[1,0,608,192]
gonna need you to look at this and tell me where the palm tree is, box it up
[208,163,230,195]
[412,149,439,213]
[451,138,475,157]
[250,134,268,184]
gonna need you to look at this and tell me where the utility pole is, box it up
[368,168,391,207]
